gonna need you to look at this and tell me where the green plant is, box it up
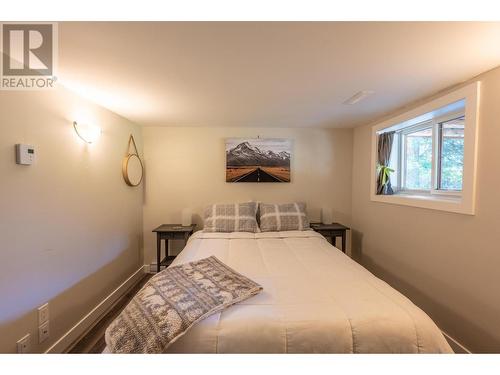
[377,164,394,186]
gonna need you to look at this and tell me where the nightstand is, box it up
[152,224,196,272]
[310,222,350,253]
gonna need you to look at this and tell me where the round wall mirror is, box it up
[123,154,143,186]
[122,135,144,187]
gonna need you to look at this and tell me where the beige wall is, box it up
[143,127,353,263]
[0,87,143,353]
[351,66,500,353]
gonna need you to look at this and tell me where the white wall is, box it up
[142,126,353,263]
[0,87,143,353]
[351,66,500,353]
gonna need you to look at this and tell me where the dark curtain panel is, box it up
[376,131,395,195]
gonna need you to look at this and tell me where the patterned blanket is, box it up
[105,256,263,353]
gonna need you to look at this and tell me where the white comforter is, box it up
[154,230,452,353]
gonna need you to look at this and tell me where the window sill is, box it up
[397,190,461,200]
[370,192,473,215]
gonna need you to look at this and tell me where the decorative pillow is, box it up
[259,202,310,232]
[204,202,258,232]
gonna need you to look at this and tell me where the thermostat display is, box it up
[15,144,35,165]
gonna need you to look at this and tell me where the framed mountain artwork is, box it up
[225,138,291,182]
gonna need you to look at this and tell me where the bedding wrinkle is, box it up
[255,237,288,352]
[281,236,321,353]
[298,235,425,353]
[324,248,424,353]
[284,237,355,353]
[281,238,295,353]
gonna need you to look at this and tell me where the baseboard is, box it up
[45,265,148,353]
[442,330,472,354]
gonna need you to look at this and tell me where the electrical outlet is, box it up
[17,334,31,353]
[38,303,49,325]
[39,321,50,343]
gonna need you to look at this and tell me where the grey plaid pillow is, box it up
[204,202,258,233]
[259,202,310,232]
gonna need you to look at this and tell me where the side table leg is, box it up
[157,234,161,273]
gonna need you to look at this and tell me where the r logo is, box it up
[2,24,53,76]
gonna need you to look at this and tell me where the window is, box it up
[438,117,464,191]
[394,113,465,195]
[370,82,480,215]
[402,125,433,191]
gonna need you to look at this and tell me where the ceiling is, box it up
[59,22,500,128]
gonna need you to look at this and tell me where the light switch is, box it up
[15,144,35,165]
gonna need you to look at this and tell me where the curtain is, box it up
[376,131,395,195]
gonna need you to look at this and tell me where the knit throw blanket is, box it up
[105,256,263,353]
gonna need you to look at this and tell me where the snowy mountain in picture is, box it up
[226,141,290,167]
[225,138,291,183]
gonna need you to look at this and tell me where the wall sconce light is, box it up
[73,121,101,144]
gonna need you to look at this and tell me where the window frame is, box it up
[370,81,480,215]
[434,114,465,194]
[395,110,465,197]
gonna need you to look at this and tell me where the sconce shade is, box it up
[73,121,101,144]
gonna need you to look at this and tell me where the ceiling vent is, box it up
[343,90,374,105]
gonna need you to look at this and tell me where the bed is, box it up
[106,229,452,353]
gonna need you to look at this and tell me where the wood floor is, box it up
[69,274,152,353]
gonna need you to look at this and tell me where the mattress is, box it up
[107,230,453,353]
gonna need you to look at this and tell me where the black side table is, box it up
[310,222,350,253]
[152,224,196,272]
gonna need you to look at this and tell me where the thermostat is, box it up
[15,144,35,165]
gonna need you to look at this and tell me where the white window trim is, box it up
[370,81,480,215]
